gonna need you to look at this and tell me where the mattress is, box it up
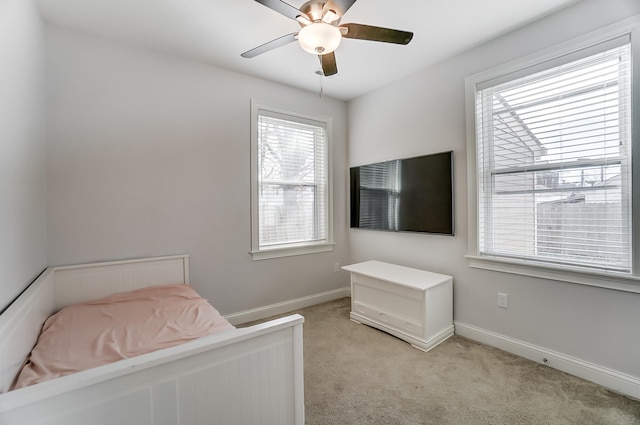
[12,284,234,390]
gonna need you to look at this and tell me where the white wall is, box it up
[45,27,350,315]
[0,0,48,312]
[348,0,640,382]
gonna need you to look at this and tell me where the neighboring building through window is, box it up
[250,103,333,260]
[466,20,639,291]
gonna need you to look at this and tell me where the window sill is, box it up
[465,255,640,294]
[251,242,335,260]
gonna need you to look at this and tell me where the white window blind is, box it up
[475,38,632,273]
[256,111,329,250]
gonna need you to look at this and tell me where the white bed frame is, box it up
[0,255,305,425]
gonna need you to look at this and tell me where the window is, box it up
[466,21,640,291]
[250,102,333,260]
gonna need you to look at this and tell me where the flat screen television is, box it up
[350,151,454,235]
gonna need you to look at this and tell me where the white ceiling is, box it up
[36,0,580,100]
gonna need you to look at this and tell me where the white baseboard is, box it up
[454,321,640,400]
[225,287,351,326]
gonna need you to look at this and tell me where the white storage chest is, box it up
[342,261,453,352]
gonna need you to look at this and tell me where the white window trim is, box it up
[464,15,640,292]
[250,101,334,260]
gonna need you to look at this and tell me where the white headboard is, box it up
[53,255,189,310]
[0,255,189,393]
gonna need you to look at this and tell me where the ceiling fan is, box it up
[241,0,413,76]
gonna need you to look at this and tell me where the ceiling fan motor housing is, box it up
[299,1,340,24]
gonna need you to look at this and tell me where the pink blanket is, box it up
[13,284,235,389]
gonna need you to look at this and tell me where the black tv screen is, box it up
[350,151,454,235]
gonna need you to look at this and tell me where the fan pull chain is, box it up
[319,72,324,98]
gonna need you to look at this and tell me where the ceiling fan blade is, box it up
[320,52,338,76]
[323,0,357,17]
[341,23,413,45]
[241,33,298,58]
[254,0,303,21]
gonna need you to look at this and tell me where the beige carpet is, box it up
[249,297,640,425]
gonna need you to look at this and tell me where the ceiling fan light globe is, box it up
[298,22,341,55]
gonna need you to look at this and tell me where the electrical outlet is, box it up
[498,293,509,309]
[334,262,341,272]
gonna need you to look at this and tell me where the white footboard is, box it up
[0,314,305,425]
[0,255,305,425]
